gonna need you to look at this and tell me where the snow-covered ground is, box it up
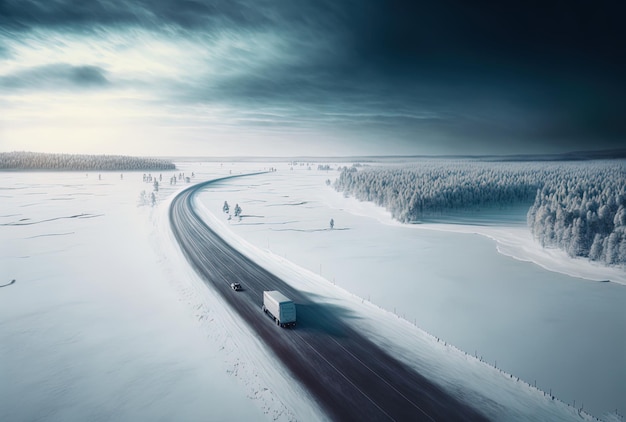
[196,162,625,421]
[2,162,624,421]
[0,168,323,422]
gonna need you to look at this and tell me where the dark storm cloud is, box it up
[346,1,625,73]
[69,65,110,86]
[322,0,626,151]
[174,1,626,151]
[2,0,625,153]
[0,0,237,29]
[7,0,623,71]
[1,64,110,90]
[0,0,342,32]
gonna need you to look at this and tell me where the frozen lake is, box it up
[199,164,626,419]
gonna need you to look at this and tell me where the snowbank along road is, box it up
[169,174,488,421]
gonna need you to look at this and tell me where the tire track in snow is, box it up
[0,279,16,288]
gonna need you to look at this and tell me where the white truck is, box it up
[262,290,296,328]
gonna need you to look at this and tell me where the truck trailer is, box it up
[262,291,296,328]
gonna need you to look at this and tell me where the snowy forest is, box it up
[334,160,626,266]
[528,166,626,265]
[0,151,176,171]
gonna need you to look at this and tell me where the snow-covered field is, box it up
[1,161,624,421]
[197,162,625,421]
[0,167,321,422]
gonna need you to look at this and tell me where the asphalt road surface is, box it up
[170,174,489,421]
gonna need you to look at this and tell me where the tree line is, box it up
[0,151,176,171]
[527,165,626,265]
[334,161,540,222]
[334,160,626,266]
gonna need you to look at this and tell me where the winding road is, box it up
[169,174,488,421]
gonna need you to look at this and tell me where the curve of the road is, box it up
[169,173,488,422]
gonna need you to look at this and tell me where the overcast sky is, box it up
[1,1,625,156]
